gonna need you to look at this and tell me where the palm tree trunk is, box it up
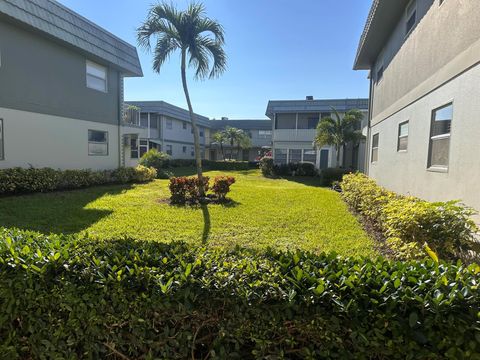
[181,49,205,197]
[220,142,225,160]
[336,145,341,168]
[230,139,234,160]
[237,143,241,160]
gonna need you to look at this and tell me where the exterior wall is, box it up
[0,107,119,170]
[368,63,480,212]
[371,0,480,124]
[0,20,121,125]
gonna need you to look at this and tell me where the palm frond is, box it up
[152,36,179,73]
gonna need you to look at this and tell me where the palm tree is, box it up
[236,131,252,160]
[212,131,227,160]
[223,126,243,160]
[137,2,226,197]
[314,108,364,167]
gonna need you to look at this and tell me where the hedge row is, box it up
[259,157,317,177]
[341,173,479,261]
[0,165,157,196]
[0,228,479,359]
[168,159,256,171]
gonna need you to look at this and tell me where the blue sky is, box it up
[61,0,371,119]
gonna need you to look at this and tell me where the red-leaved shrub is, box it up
[212,176,236,201]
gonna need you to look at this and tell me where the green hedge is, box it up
[167,159,255,171]
[341,173,479,261]
[0,165,156,196]
[1,228,479,359]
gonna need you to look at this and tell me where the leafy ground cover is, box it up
[0,169,375,256]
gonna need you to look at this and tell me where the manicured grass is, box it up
[0,169,376,256]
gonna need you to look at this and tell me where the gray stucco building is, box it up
[266,98,369,171]
[355,0,480,213]
[0,0,142,170]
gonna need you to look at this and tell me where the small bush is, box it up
[169,176,211,204]
[0,228,479,359]
[259,157,275,177]
[341,173,479,260]
[295,162,317,176]
[139,149,170,176]
[0,166,157,196]
[320,167,352,187]
[212,176,236,201]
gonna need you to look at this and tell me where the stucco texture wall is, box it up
[372,0,480,125]
[0,107,120,170]
[368,63,480,213]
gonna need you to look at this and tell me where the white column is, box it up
[147,112,151,139]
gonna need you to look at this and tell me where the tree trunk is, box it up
[220,142,225,160]
[237,143,241,160]
[181,49,204,197]
[230,139,234,160]
[336,145,341,168]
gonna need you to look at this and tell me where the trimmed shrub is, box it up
[212,176,236,200]
[320,167,352,187]
[259,156,275,177]
[0,228,479,359]
[165,159,254,171]
[139,149,170,176]
[341,173,479,260]
[295,162,317,176]
[169,176,211,204]
[0,166,157,196]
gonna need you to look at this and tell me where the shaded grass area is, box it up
[0,169,376,256]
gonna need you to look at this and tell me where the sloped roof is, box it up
[0,0,142,76]
[354,0,409,70]
[266,98,369,118]
[209,119,272,131]
[126,101,211,127]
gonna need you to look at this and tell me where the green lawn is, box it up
[0,169,376,256]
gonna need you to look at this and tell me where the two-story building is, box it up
[266,98,369,171]
[123,101,210,164]
[0,0,142,170]
[355,0,480,212]
[208,119,272,161]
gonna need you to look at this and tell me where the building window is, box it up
[397,121,409,151]
[0,119,3,160]
[88,130,108,156]
[140,114,148,128]
[275,114,296,129]
[289,149,302,163]
[320,112,331,119]
[150,117,158,129]
[166,119,173,130]
[139,139,148,158]
[183,146,187,154]
[371,133,379,162]
[428,103,452,169]
[200,130,204,137]
[86,60,107,92]
[183,122,187,129]
[303,149,316,164]
[258,130,272,138]
[405,0,417,35]
[166,144,173,156]
[274,149,287,165]
[191,147,195,157]
[130,138,139,159]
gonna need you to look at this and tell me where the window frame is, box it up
[166,119,173,130]
[0,119,4,160]
[86,60,108,93]
[166,144,173,156]
[397,121,409,152]
[427,102,453,171]
[88,129,109,156]
[183,121,187,130]
[130,137,139,159]
[371,133,379,163]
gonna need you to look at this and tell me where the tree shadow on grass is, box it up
[0,184,133,235]
[280,176,326,188]
[201,204,211,245]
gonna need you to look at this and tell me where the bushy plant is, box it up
[341,173,479,260]
[169,176,211,204]
[212,176,236,201]
[0,228,479,359]
[259,157,275,177]
[295,162,317,176]
[320,167,352,187]
[0,166,157,196]
[139,149,170,176]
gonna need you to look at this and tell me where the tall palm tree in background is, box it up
[314,108,364,167]
[236,132,252,160]
[212,131,227,160]
[223,126,243,160]
[137,2,226,197]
